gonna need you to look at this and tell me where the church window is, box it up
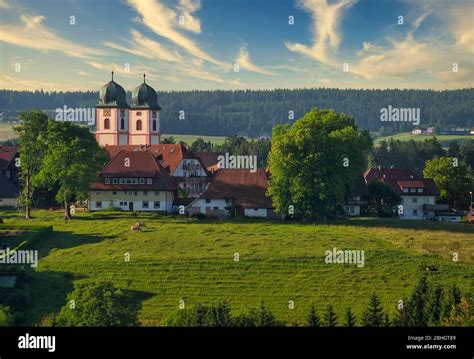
[152,119,157,132]
[120,118,125,130]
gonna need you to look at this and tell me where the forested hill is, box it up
[1,88,473,137]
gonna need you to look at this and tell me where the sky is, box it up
[0,0,473,92]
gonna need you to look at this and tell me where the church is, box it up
[89,73,276,218]
[95,72,161,146]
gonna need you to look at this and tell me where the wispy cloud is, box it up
[125,0,229,69]
[235,46,274,75]
[177,0,202,33]
[285,0,357,65]
[0,14,104,59]
[104,29,183,63]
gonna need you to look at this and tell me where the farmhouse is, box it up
[0,146,19,207]
[89,150,177,212]
[364,167,439,220]
[187,168,277,218]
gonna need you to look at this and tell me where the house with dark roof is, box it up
[187,168,277,218]
[344,175,369,216]
[89,149,178,212]
[364,167,440,220]
[0,146,20,207]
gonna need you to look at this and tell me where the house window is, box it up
[155,191,160,196]
[139,178,145,184]
[213,207,219,210]
[113,178,118,184]
[104,118,110,129]
[152,120,157,132]
[143,191,148,195]
[412,198,418,203]
[105,178,110,184]
[136,120,142,131]
[96,201,102,208]
[418,188,423,193]
[154,201,160,209]
[412,209,418,216]
[403,188,409,193]
[205,199,211,203]
[410,188,416,193]
[143,201,149,209]
[119,178,125,184]
[126,178,132,184]
[120,118,125,130]
[112,191,117,195]
[147,178,152,185]
[95,192,100,195]
[132,178,138,184]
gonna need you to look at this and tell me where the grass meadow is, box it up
[0,209,473,326]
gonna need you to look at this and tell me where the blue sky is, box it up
[0,0,473,91]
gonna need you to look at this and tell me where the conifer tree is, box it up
[323,305,338,327]
[307,305,321,327]
[344,307,357,327]
[362,292,385,327]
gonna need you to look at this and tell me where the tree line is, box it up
[1,88,473,136]
[3,275,469,327]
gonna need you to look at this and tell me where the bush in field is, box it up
[0,305,14,326]
[55,281,139,326]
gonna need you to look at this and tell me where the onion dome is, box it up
[98,71,128,107]
[131,74,161,110]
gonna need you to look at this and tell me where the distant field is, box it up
[161,133,227,145]
[374,132,473,146]
[0,123,227,145]
[0,123,15,142]
[1,209,473,326]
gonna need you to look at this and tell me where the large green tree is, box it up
[14,109,49,219]
[36,120,109,220]
[55,281,139,326]
[267,109,372,219]
[423,157,473,210]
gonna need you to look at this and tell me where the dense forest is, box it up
[1,88,473,137]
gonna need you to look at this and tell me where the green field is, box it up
[374,132,473,146]
[0,123,227,145]
[161,133,227,145]
[1,209,473,326]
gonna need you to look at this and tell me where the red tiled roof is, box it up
[195,152,221,172]
[364,167,418,183]
[91,150,177,191]
[0,146,18,170]
[199,168,272,208]
[397,180,425,188]
[383,178,439,196]
[105,144,209,176]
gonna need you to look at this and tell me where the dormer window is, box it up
[403,188,409,193]
[113,178,118,184]
[410,188,416,193]
[418,188,423,193]
[139,178,145,184]
[119,178,125,184]
[105,178,110,184]
[147,178,152,185]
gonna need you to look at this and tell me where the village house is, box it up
[0,146,20,207]
[344,175,369,216]
[364,167,440,220]
[187,168,277,218]
[89,150,177,212]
